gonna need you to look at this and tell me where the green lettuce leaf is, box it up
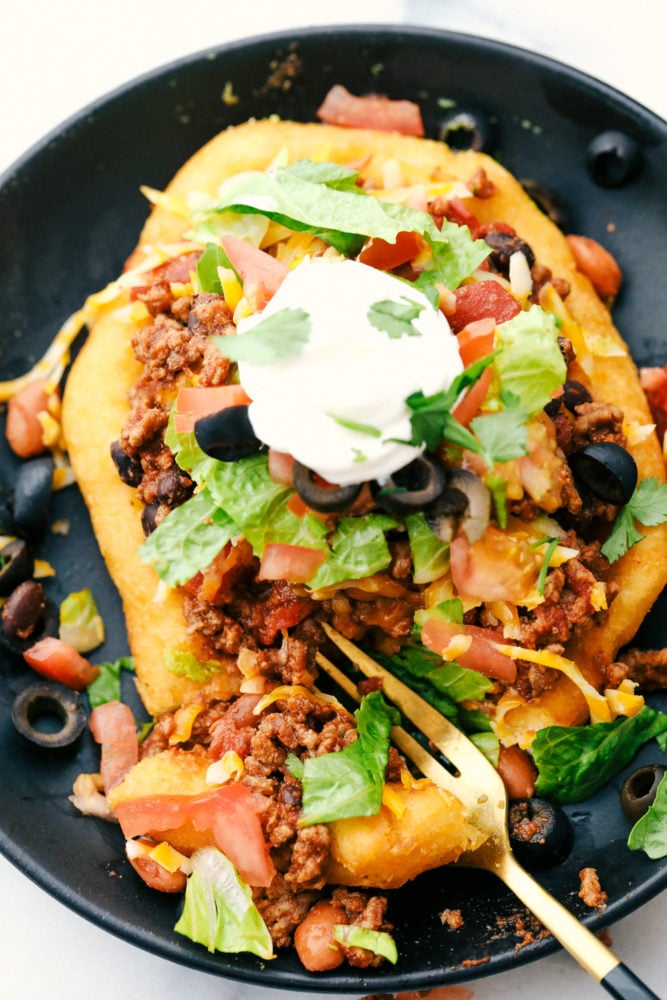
[627,773,667,859]
[404,512,449,584]
[59,587,105,652]
[332,924,398,963]
[532,706,667,803]
[86,656,135,709]
[138,487,238,587]
[174,846,274,959]
[164,649,222,683]
[494,306,567,413]
[306,513,397,590]
[299,691,400,825]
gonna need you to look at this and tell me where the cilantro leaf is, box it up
[602,477,667,563]
[327,413,382,437]
[368,296,425,338]
[214,307,310,365]
[405,353,498,450]
[470,407,529,465]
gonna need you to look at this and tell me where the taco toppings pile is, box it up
[4,87,667,973]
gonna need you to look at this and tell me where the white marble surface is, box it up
[1,2,666,998]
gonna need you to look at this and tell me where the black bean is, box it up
[110,439,143,487]
[156,465,193,506]
[141,501,160,536]
[483,229,535,278]
[1,580,46,644]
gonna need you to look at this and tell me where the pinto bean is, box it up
[565,234,622,300]
[128,854,187,893]
[293,900,346,971]
[497,744,537,800]
[6,378,52,458]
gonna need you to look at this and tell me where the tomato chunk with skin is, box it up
[420,617,516,683]
[316,84,424,136]
[448,281,521,333]
[173,384,252,434]
[358,231,424,270]
[23,636,100,690]
[452,318,496,425]
[221,235,288,311]
[258,543,326,584]
[90,701,139,792]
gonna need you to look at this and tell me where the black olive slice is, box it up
[438,109,497,153]
[587,130,641,188]
[620,764,666,824]
[194,404,262,462]
[11,681,87,752]
[10,455,55,538]
[568,442,638,506]
[293,462,362,513]
[0,538,34,597]
[110,439,143,487]
[520,179,569,230]
[508,797,573,870]
[371,455,446,516]
[425,486,469,543]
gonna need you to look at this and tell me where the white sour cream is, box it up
[236,257,463,486]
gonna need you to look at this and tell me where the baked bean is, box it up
[566,234,622,300]
[128,855,187,893]
[293,901,346,971]
[497,744,537,800]
[6,377,51,458]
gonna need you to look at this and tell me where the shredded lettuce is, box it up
[138,487,238,587]
[164,649,222,683]
[532,706,667,803]
[298,692,400,826]
[59,587,105,653]
[494,306,567,413]
[306,513,397,590]
[404,512,449,584]
[333,924,398,963]
[174,846,274,959]
[86,656,134,708]
[627,773,667,859]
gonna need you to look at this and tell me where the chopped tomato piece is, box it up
[129,251,200,295]
[267,449,295,485]
[6,377,53,458]
[221,235,288,311]
[640,365,667,443]
[358,231,424,270]
[173,384,252,434]
[420,617,516,683]
[90,701,139,792]
[451,318,496,425]
[23,636,100,690]
[449,528,541,604]
[448,280,521,333]
[441,196,481,237]
[114,784,275,887]
[258,543,326,584]
[316,84,424,136]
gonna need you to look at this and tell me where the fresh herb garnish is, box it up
[214,307,311,365]
[601,477,667,563]
[368,296,425,338]
[328,413,382,437]
[532,536,560,595]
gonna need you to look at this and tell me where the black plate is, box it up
[1,24,666,995]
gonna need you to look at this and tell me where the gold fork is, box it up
[316,623,660,1000]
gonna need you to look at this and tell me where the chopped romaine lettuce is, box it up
[59,587,105,652]
[532,706,667,803]
[404,512,449,584]
[86,656,134,708]
[174,846,274,959]
[164,649,222,683]
[306,513,397,590]
[333,924,398,963]
[494,306,567,413]
[627,773,667,859]
[299,691,400,826]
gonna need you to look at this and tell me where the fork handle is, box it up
[498,853,659,997]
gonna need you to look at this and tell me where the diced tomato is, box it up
[258,585,316,645]
[258,543,326,584]
[267,449,295,485]
[451,318,496,425]
[316,84,424,136]
[128,251,200,296]
[449,528,541,604]
[6,377,53,458]
[221,235,289,311]
[173,384,252,434]
[89,701,139,792]
[114,784,275,887]
[23,636,100,690]
[420,617,516,683]
[640,365,667,443]
[358,231,424,270]
[441,196,481,237]
[448,280,521,334]
[198,538,255,603]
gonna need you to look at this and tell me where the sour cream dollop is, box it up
[237,257,463,486]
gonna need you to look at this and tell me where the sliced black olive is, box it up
[483,229,536,278]
[424,485,469,543]
[587,130,642,188]
[520,179,569,230]
[293,462,362,513]
[194,404,262,462]
[0,583,58,655]
[11,681,87,753]
[568,442,638,506]
[0,538,34,597]
[438,109,497,153]
[371,455,446,516]
[110,439,143,487]
[620,764,666,823]
[508,797,573,870]
[10,455,54,538]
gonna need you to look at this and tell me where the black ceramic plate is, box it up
[1,24,666,995]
